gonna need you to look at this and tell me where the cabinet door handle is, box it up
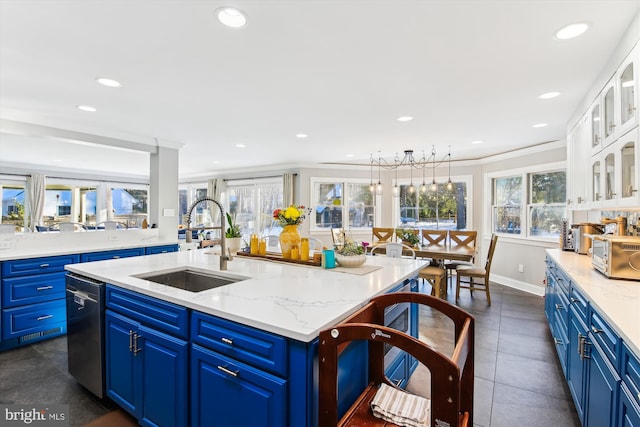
[577,333,583,356]
[554,337,563,345]
[36,314,53,321]
[570,297,577,303]
[221,337,233,345]
[217,365,239,377]
[580,336,591,359]
[129,330,134,352]
[133,333,142,355]
[591,326,603,334]
[36,286,54,291]
[554,303,563,310]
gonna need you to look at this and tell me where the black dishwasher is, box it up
[65,273,105,398]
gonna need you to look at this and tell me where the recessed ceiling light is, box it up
[235,144,246,148]
[539,91,560,99]
[471,140,483,145]
[96,77,121,88]
[295,133,308,138]
[216,7,247,28]
[77,105,97,112]
[397,116,413,122]
[554,22,590,40]
[532,123,548,128]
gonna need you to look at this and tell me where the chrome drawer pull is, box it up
[591,326,603,334]
[36,286,54,291]
[113,256,120,259]
[39,263,50,268]
[36,315,53,321]
[129,330,134,351]
[554,303,563,310]
[554,337,563,345]
[133,333,142,355]
[217,365,239,377]
[221,337,233,345]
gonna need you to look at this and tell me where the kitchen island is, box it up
[65,249,426,427]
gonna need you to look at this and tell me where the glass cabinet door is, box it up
[621,142,635,198]
[591,103,601,151]
[620,62,635,126]
[605,153,615,200]
[592,161,601,203]
[604,86,615,140]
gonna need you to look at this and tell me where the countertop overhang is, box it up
[65,250,426,342]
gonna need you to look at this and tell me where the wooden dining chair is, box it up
[456,234,498,305]
[420,229,448,246]
[371,227,395,246]
[444,230,478,282]
[419,265,447,299]
[331,227,346,247]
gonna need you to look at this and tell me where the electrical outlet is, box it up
[518,264,524,273]
[0,241,12,249]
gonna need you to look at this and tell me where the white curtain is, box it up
[283,172,294,206]
[208,178,226,225]
[26,174,46,231]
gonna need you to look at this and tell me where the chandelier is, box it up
[369,145,452,196]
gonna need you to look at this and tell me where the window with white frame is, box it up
[490,165,565,239]
[1,176,26,226]
[311,178,374,230]
[225,177,283,238]
[178,183,208,225]
[396,177,471,230]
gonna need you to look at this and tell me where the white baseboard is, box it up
[490,274,545,296]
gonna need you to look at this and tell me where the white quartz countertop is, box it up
[0,229,176,261]
[547,249,640,356]
[65,250,426,343]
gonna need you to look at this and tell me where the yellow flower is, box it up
[284,206,300,220]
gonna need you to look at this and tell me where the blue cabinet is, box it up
[81,248,145,262]
[545,255,640,427]
[106,286,188,427]
[0,254,79,350]
[145,244,179,255]
[191,344,287,427]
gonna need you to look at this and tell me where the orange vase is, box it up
[279,224,301,259]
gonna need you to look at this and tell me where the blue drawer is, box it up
[1,254,80,278]
[81,248,145,262]
[589,310,620,368]
[2,298,66,339]
[105,285,189,339]
[569,285,588,324]
[2,272,66,308]
[145,244,179,255]
[621,343,640,407]
[192,311,287,377]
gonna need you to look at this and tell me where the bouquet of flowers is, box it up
[273,205,310,226]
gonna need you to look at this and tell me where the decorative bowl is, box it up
[335,253,366,268]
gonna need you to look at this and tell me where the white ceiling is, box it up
[1,0,639,180]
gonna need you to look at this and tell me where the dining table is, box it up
[368,243,476,298]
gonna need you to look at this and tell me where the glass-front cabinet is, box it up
[604,152,616,204]
[592,160,602,209]
[603,78,617,147]
[590,101,603,155]
[619,127,639,206]
[618,45,638,136]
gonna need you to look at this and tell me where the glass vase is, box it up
[279,224,301,259]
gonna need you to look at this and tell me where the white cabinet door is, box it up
[618,45,638,137]
[603,78,618,148]
[618,127,639,207]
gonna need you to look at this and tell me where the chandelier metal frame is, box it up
[369,145,452,196]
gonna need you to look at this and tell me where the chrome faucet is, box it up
[185,197,231,270]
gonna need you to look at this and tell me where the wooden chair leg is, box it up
[484,278,491,305]
[455,274,461,301]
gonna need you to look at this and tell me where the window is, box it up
[490,165,565,240]
[179,183,208,225]
[225,178,283,238]
[397,179,470,230]
[1,178,26,226]
[311,178,374,230]
[110,186,148,226]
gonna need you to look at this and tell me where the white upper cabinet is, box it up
[618,127,639,206]
[590,100,603,155]
[567,113,591,210]
[598,127,639,208]
[602,78,617,147]
[591,158,602,209]
[618,45,638,136]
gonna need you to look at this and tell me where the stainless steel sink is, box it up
[135,268,249,292]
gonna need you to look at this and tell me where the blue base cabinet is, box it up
[106,286,189,427]
[545,255,640,427]
[191,344,287,427]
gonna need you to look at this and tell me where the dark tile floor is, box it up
[0,281,580,427]
[407,280,581,427]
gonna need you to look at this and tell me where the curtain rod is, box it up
[223,173,297,183]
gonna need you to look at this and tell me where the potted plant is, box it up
[398,228,420,248]
[225,212,242,253]
[335,238,368,268]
